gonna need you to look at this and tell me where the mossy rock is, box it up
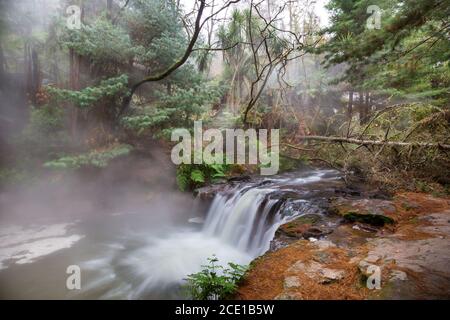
[269,190,302,201]
[278,214,323,237]
[292,214,322,225]
[343,211,394,227]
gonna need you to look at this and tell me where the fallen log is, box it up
[294,136,450,150]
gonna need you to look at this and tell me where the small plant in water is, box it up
[183,255,248,300]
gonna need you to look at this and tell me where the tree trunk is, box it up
[69,48,81,139]
[69,3,84,140]
[107,0,113,20]
[347,91,353,119]
[365,92,371,120]
[25,44,41,106]
[358,91,365,125]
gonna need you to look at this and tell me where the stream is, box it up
[0,169,341,299]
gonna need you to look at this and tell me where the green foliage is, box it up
[320,0,450,106]
[122,83,224,135]
[27,104,65,133]
[190,169,206,184]
[63,18,135,66]
[16,105,69,161]
[176,163,229,191]
[183,255,248,300]
[279,155,308,172]
[44,144,132,170]
[47,75,129,109]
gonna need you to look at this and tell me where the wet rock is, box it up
[312,239,336,250]
[313,251,332,264]
[284,276,301,289]
[320,268,345,283]
[194,184,227,200]
[269,238,288,251]
[268,190,302,201]
[364,237,450,274]
[352,223,379,233]
[358,254,382,276]
[302,226,333,239]
[227,175,251,182]
[288,260,345,284]
[276,214,323,238]
[331,198,396,226]
[274,292,300,300]
[390,270,408,282]
[258,180,273,186]
[240,192,450,300]
[343,211,394,226]
[334,188,362,197]
[281,202,323,218]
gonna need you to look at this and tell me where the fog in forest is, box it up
[0,0,449,301]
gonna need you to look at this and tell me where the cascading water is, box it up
[203,187,287,256]
[201,169,337,257]
[105,169,339,298]
[0,169,340,299]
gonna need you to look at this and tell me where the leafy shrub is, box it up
[122,83,224,136]
[184,256,247,300]
[46,75,129,108]
[176,163,229,191]
[44,144,132,169]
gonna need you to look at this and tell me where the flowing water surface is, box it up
[0,169,340,299]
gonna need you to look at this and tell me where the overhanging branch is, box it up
[293,136,450,150]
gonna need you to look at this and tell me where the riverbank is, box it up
[237,192,450,299]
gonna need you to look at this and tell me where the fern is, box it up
[183,255,247,300]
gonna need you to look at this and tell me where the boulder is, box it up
[288,260,345,284]
[284,276,301,289]
[331,198,396,226]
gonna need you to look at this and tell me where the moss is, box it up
[294,214,322,225]
[278,214,323,238]
[281,214,321,231]
[343,211,394,226]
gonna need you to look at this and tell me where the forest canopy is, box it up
[0,0,449,192]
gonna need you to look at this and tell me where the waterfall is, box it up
[73,169,338,298]
[201,170,335,257]
[203,187,280,256]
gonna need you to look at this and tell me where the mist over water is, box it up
[0,168,339,299]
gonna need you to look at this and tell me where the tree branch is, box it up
[294,135,450,150]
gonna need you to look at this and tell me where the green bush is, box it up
[184,255,247,300]
[44,144,132,169]
[176,163,229,191]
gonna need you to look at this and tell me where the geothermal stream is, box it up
[0,169,340,299]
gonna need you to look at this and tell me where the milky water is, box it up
[0,169,339,299]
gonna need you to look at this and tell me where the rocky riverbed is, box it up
[236,191,450,299]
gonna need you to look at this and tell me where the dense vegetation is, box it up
[0,0,449,193]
